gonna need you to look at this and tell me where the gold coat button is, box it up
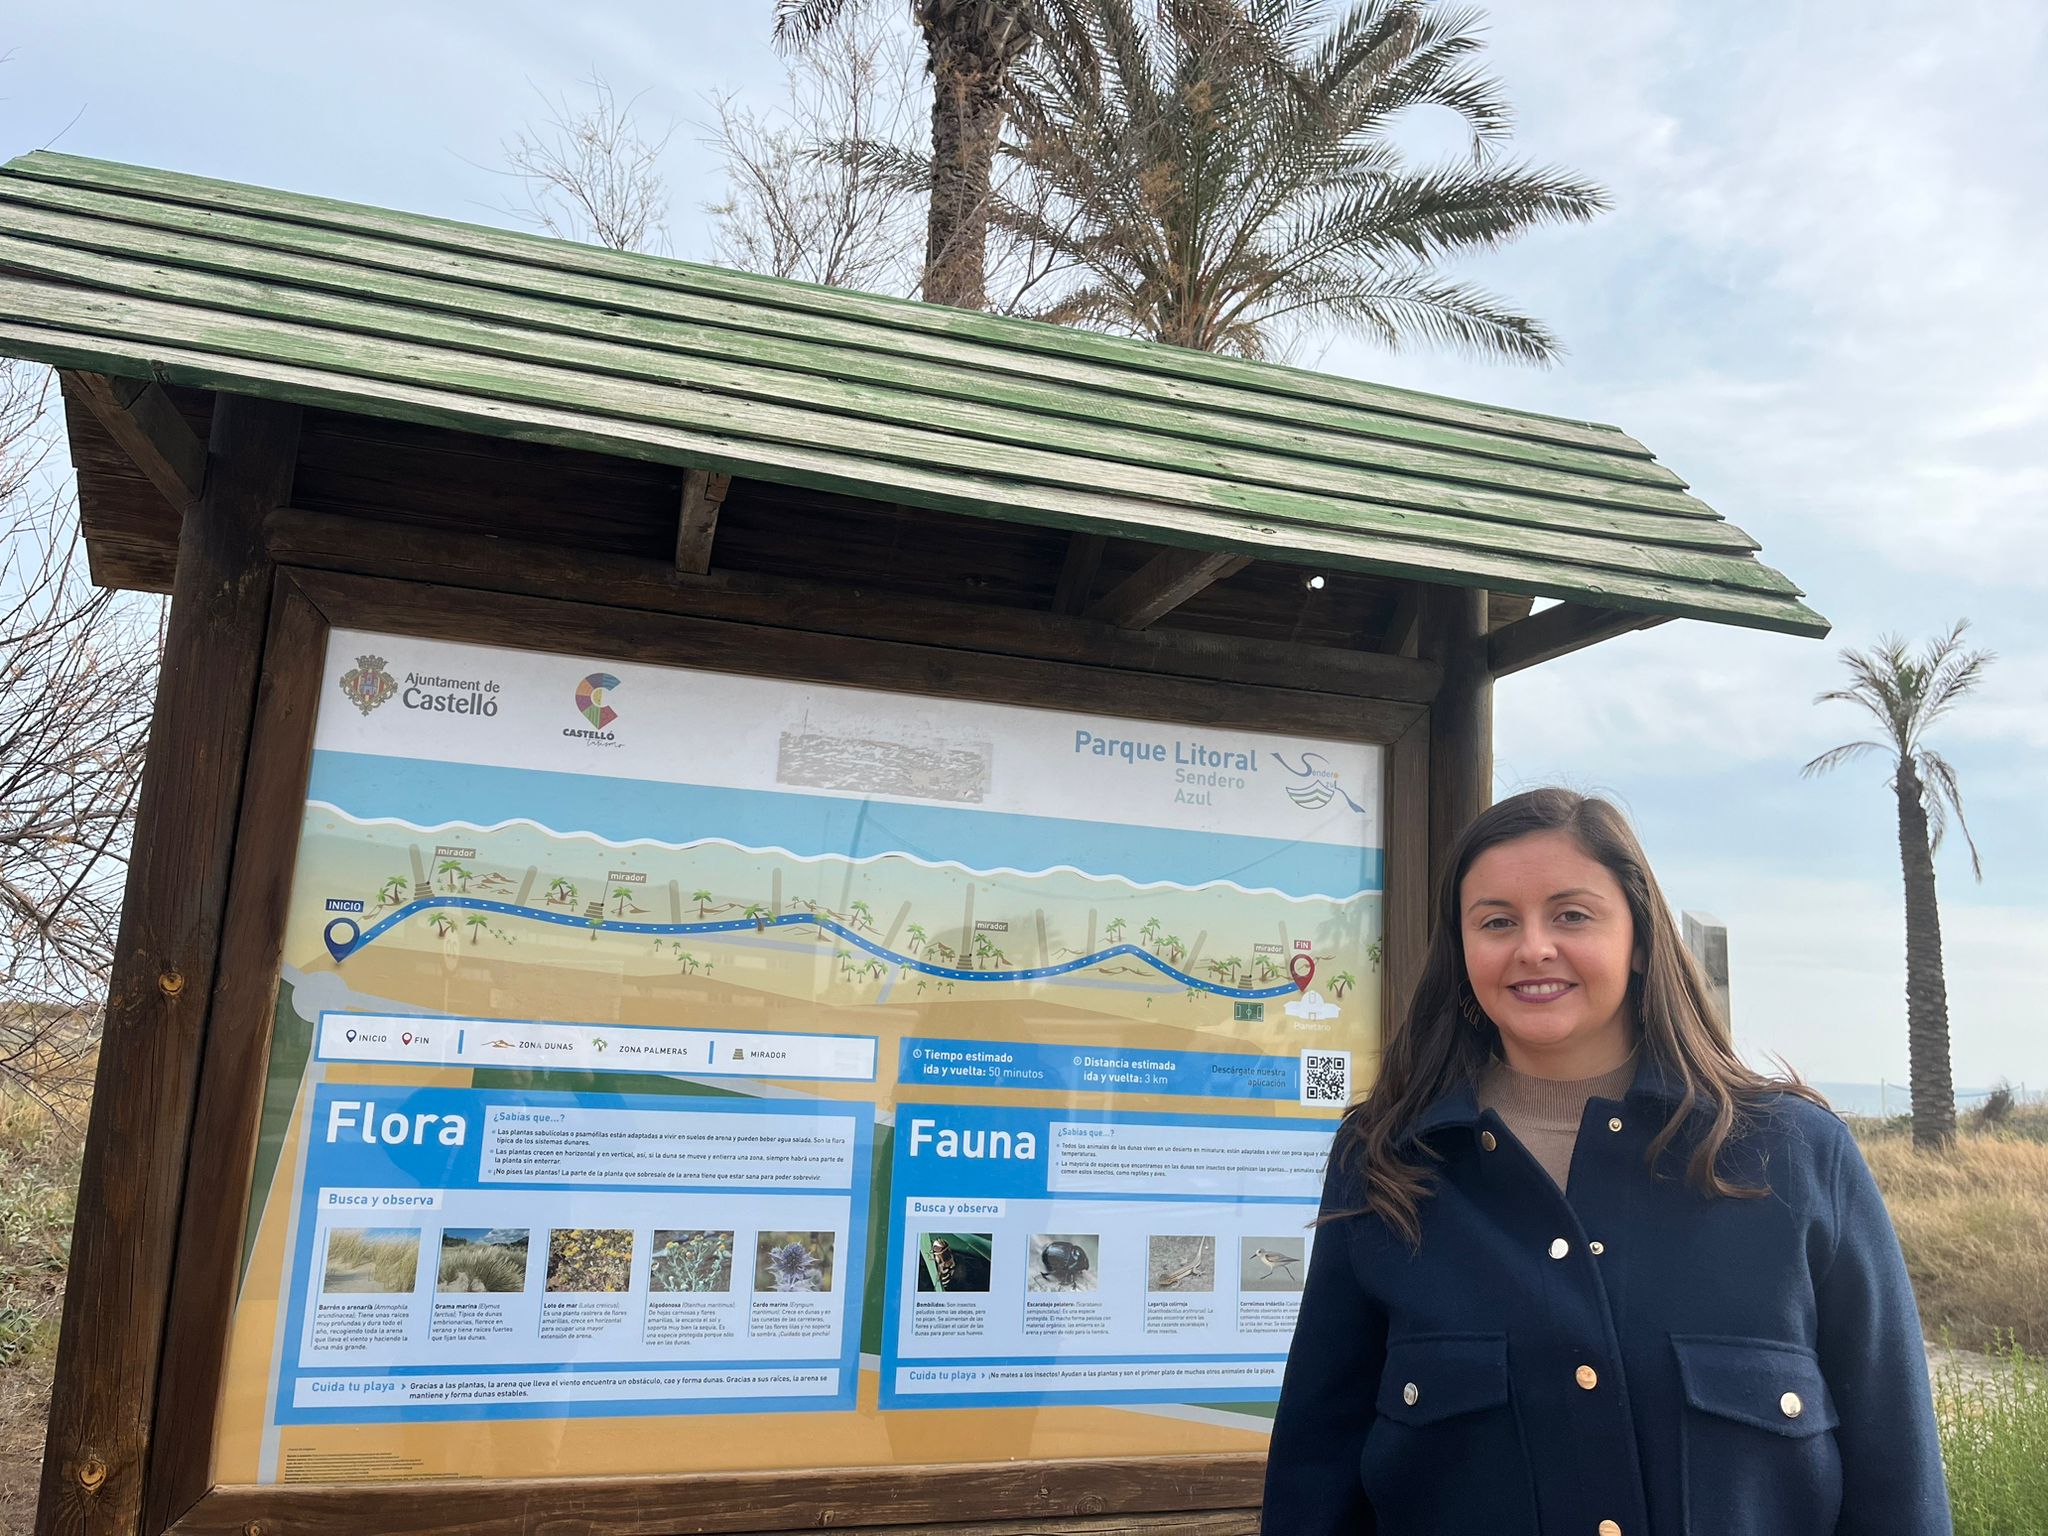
[1781,1391,1803,1419]
[1589,1240,1606,1255]
[1480,1130,1498,1151]
[1402,1381,1419,1406]
[1576,1365,1598,1390]
[1548,1237,1570,1259]
[1608,1117,1624,1132]
[1599,1523,1623,1536]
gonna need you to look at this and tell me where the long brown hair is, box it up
[1332,787,1826,1244]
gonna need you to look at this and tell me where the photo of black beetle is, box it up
[1027,1232,1099,1292]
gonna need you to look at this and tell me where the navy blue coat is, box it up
[1263,1057,1950,1535]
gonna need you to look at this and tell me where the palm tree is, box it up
[379,875,407,906]
[907,922,929,954]
[692,887,715,918]
[995,0,1607,359]
[1331,969,1357,998]
[465,914,490,945]
[436,859,465,892]
[1139,916,1161,948]
[850,899,876,930]
[612,886,633,916]
[1162,933,1184,963]
[1802,621,1993,1152]
[774,0,1038,308]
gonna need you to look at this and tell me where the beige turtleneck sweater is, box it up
[1476,1055,1638,1192]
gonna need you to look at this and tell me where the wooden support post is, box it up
[36,394,300,1536]
[1383,710,1431,1028]
[1051,533,1106,614]
[1488,601,1664,676]
[62,371,207,514]
[1086,548,1250,630]
[1418,584,1492,901]
[1376,581,1424,658]
[674,467,732,575]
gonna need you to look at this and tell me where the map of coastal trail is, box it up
[287,811,1381,1034]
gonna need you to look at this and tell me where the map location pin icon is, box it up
[1289,953,1315,994]
[323,917,360,965]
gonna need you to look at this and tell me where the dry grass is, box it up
[1860,1125,2048,1354]
[0,1083,85,1534]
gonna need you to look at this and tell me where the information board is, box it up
[214,629,1384,1484]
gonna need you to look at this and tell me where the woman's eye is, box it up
[1557,910,1591,924]
[1480,917,1514,931]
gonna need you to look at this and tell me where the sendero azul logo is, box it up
[338,655,397,716]
[566,672,621,743]
[1274,751,1367,813]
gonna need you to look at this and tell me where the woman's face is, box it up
[1459,828,1641,1078]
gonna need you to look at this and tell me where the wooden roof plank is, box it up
[0,221,1751,554]
[0,315,1830,636]
[0,185,1701,504]
[4,152,1664,458]
[0,270,1802,598]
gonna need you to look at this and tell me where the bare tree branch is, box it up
[500,72,675,254]
[703,17,928,294]
[0,361,162,1116]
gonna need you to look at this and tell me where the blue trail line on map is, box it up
[326,897,1299,1001]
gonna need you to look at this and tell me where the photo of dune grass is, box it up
[322,1227,421,1294]
[436,1228,530,1293]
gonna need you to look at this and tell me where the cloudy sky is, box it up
[5,1,2040,1091]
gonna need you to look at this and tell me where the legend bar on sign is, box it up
[314,1012,878,1082]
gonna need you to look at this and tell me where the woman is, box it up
[1263,788,1949,1535]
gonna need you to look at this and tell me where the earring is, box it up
[1458,985,1491,1031]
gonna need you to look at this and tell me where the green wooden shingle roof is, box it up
[0,152,1824,636]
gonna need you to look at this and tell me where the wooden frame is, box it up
[53,534,1432,1536]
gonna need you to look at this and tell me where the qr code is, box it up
[1300,1050,1352,1106]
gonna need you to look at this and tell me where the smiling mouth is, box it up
[1508,982,1576,1000]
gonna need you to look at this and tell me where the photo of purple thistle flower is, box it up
[770,1242,817,1288]
[755,1231,834,1292]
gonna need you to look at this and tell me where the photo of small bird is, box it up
[1247,1246,1300,1280]
[1240,1238,1307,1291]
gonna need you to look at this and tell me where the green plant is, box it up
[1935,1337,2048,1534]
[993,0,1606,359]
[1803,621,1994,1149]
[651,1230,734,1292]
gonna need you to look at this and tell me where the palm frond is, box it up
[775,0,864,46]
[1798,739,1888,781]
[993,0,1603,358]
[1917,750,1984,881]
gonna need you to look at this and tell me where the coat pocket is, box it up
[1672,1335,1843,1535]
[1360,1333,1537,1531]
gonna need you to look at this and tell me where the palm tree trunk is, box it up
[1895,760,1958,1149]
[919,1,1028,309]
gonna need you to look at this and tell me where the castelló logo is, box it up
[575,673,620,730]
[1273,751,1367,813]
[338,655,397,716]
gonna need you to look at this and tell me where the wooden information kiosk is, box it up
[0,153,1823,1536]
